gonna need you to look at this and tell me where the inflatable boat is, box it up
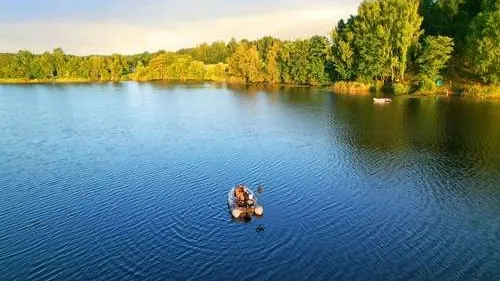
[227,184,264,218]
[373,98,392,103]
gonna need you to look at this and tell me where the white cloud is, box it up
[0,2,358,55]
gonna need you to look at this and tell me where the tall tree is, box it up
[227,38,239,58]
[133,61,148,81]
[420,0,484,50]
[354,0,391,81]
[331,17,357,80]
[417,36,454,89]
[38,52,55,79]
[208,41,230,64]
[354,0,422,82]
[109,54,127,81]
[278,41,293,83]
[307,35,330,85]
[52,48,65,78]
[0,54,14,78]
[166,56,192,80]
[147,52,177,80]
[391,0,422,81]
[88,56,106,81]
[264,42,281,83]
[227,43,262,83]
[255,36,281,62]
[11,50,35,79]
[288,40,310,84]
[465,6,499,83]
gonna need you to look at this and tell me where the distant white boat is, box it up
[373,98,392,104]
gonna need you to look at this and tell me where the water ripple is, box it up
[1,84,499,281]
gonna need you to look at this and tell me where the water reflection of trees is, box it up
[146,82,500,177]
[148,80,208,91]
[225,84,500,175]
[226,83,328,106]
[329,95,500,174]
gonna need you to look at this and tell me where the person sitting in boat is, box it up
[235,185,247,204]
[235,185,255,207]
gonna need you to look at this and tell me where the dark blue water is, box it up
[1,82,499,281]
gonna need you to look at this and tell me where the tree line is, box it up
[0,0,498,91]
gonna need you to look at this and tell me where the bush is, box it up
[462,84,500,97]
[392,83,411,95]
[331,81,371,94]
[418,77,437,93]
[370,80,384,92]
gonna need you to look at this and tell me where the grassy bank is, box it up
[457,84,500,98]
[410,76,500,98]
[330,78,499,98]
[330,81,373,94]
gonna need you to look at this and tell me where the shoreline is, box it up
[329,81,500,99]
[0,78,122,84]
[1,78,498,98]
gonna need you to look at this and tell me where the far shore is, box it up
[1,78,498,98]
[0,78,121,84]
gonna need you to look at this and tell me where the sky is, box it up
[0,0,361,55]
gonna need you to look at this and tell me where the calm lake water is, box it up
[0,82,499,281]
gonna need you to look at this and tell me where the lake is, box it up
[0,82,499,281]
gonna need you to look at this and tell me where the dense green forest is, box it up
[0,0,498,94]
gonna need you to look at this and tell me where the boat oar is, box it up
[253,184,264,216]
[256,184,264,194]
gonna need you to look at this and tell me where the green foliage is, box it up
[330,17,357,80]
[417,36,454,85]
[418,77,437,92]
[287,40,310,84]
[227,38,239,56]
[392,0,423,81]
[109,54,127,81]
[186,60,206,80]
[148,52,177,80]
[37,52,55,79]
[88,56,107,81]
[353,0,422,82]
[392,83,411,95]
[465,6,499,83]
[255,36,281,62]
[134,54,208,81]
[307,36,330,85]
[177,41,231,64]
[133,61,148,81]
[461,84,500,96]
[204,63,227,81]
[263,42,281,83]
[227,43,262,83]
[10,50,35,79]
[52,48,65,77]
[166,56,192,80]
[277,42,292,83]
[420,0,498,86]
[420,0,484,51]
[353,0,391,81]
[369,80,385,92]
[0,54,14,78]
[332,81,371,93]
